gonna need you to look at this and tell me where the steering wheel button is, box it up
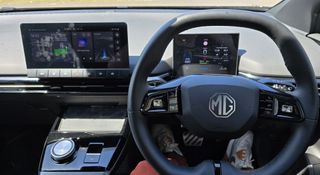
[169,105,178,112]
[260,94,273,101]
[169,97,177,104]
[153,99,164,108]
[281,104,293,113]
[168,91,177,97]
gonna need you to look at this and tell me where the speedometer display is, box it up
[174,33,239,76]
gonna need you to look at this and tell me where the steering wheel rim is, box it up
[128,9,319,175]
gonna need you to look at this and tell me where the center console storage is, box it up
[39,105,127,175]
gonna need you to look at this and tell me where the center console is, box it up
[20,23,131,175]
[39,106,128,175]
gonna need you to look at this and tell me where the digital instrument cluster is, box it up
[174,33,239,76]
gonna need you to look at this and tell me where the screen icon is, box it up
[78,38,88,48]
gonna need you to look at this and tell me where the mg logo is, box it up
[209,93,236,118]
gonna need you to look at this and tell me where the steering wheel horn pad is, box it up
[179,75,258,139]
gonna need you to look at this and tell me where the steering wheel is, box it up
[127,9,319,175]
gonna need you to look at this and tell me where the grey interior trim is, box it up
[269,0,320,33]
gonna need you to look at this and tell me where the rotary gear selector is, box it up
[50,138,76,162]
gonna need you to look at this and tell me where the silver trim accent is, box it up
[273,97,279,115]
[209,93,236,118]
[0,85,46,88]
[58,118,126,133]
[297,164,313,175]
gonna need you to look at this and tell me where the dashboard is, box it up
[0,9,317,91]
[0,10,314,135]
[0,9,319,79]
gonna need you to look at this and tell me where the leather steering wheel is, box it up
[127,9,319,175]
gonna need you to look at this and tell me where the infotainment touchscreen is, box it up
[174,34,239,76]
[21,23,129,79]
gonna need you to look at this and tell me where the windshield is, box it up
[0,0,282,9]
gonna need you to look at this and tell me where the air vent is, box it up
[266,82,295,92]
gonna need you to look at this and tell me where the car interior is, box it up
[0,0,320,174]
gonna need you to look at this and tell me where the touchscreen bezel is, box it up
[21,23,129,79]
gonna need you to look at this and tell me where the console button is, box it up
[49,69,60,77]
[106,70,118,79]
[51,139,75,162]
[71,69,84,78]
[27,69,37,78]
[60,69,72,77]
[96,70,106,77]
[84,70,97,78]
[84,154,101,163]
[37,69,48,78]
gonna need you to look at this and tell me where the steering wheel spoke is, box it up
[257,83,303,122]
[141,87,180,115]
[141,78,185,115]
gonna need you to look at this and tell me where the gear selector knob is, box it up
[51,138,75,162]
